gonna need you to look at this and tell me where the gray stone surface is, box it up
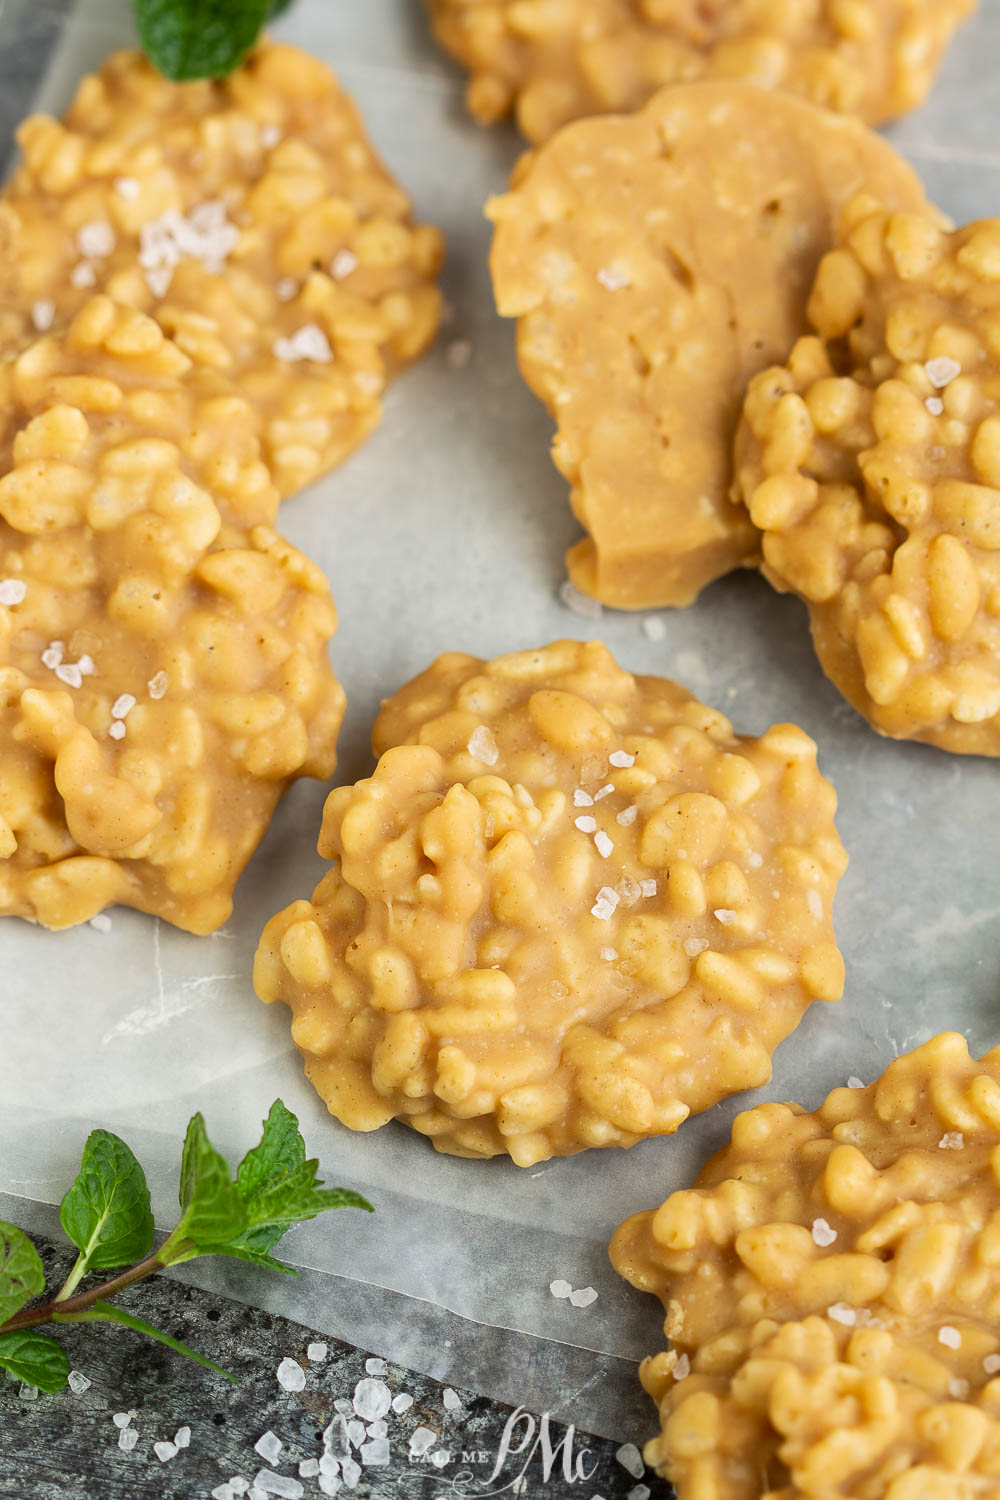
[0,0,70,173]
[0,1230,672,1498]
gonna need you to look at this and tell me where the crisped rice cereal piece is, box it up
[488,84,925,610]
[610,1032,1000,1500]
[0,297,345,933]
[427,0,975,144]
[0,43,445,496]
[734,196,1000,756]
[255,640,846,1165]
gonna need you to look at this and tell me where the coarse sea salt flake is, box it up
[431,1450,450,1468]
[70,262,96,288]
[684,936,708,957]
[148,670,168,699]
[113,1412,132,1428]
[594,830,613,858]
[77,654,96,677]
[307,1342,328,1363]
[601,947,618,961]
[275,277,298,302]
[596,265,631,291]
[926,395,944,415]
[55,663,83,688]
[443,1388,461,1412]
[609,750,635,767]
[828,1303,856,1326]
[109,721,126,740]
[212,1486,235,1500]
[366,1420,387,1439]
[334,1398,353,1415]
[714,908,738,925]
[559,578,603,619]
[807,888,823,919]
[19,1384,37,1401]
[277,1357,305,1392]
[346,1419,366,1448]
[145,267,173,299]
[260,124,282,148]
[0,578,26,606]
[41,640,64,669]
[360,1438,390,1467]
[230,1483,250,1497]
[353,1377,391,1422]
[174,1426,190,1448]
[925,356,961,388]
[467,725,499,766]
[617,805,637,826]
[274,324,333,364]
[984,1354,1000,1374]
[446,339,473,369]
[67,1370,91,1394]
[331,249,359,280]
[574,815,597,833]
[299,1459,320,1478]
[77,220,116,258]
[628,1487,651,1500]
[549,1279,572,1299]
[616,1443,644,1478]
[318,1477,340,1497]
[114,176,140,200]
[410,1428,437,1458]
[642,615,667,642]
[112,693,136,719]
[119,1427,138,1452]
[847,1076,864,1089]
[569,1286,598,1308]
[591,886,619,920]
[939,1132,964,1150]
[254,1473,304,1498]
[154,1441,178,1463]
[639,878,657,897]
[812,1218,837,1247]
[949,1378,970,1400]
[391,1393,413,1413]
[939,1326,961,1349]
[31,300,54,332]
[255,1431,283,1466]
[573,788,594,806]
[593,783,615,800]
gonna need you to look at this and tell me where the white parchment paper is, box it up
[1,0,999,1442]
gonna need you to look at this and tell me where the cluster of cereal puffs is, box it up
[255,641,846,1166]
[611,1033,1000,1498]
[426,0,975,144]
[0,44,445,931]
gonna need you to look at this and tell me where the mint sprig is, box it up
[0,1103,371,1390]
[134,0,297,83]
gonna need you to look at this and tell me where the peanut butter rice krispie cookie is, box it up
[0,296,345,933]
[488,84,925,610]
[428,0,975,144]
[734,196,1000,756]
[610,1032,1000,1499]
[0,43,444,497]
[255,641,846,1165]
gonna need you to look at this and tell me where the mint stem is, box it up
[0,1250,164,1334]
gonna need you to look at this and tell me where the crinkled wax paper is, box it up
[1,0,999,1443]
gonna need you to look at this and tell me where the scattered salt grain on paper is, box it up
[569,1286,598,1308]
[446,339,473,369]
[467,726,499,766]
[642,615,667,642]
[364,1357,386,1376]
[67,1370,91,1394]
[549,1279,572,1299]
[847,1076,864,1089]
[307,1343,328,1363]
[118,1427,138,1452]
[443,1388,461,1412]
[616,1444,644,1478]
[811,1218,837,1247]
[255,1431,283,1466]
[154,1441,178,1463]
[353,1377,391,1422]
[559,579,603,620]
[391,1393,413,1413]
[277,1357,305,1392]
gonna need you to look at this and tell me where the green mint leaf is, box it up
[267,0,295,16]
[59,1130,154,1276]
[169,1113,246,1257]
[134,0,271,82]
[0,1330,69,1392]
[236,1100,304,1202]
[0,1221,45,1325]
[66,1302,235,1383]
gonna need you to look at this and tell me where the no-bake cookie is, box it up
[734,196,1000,756]
[488,84,925,609]
[0,298,345,933]
[428,0,975,144]
[611,1031,1000,1499]
[1,43,444,497]
[255,640,846,1165]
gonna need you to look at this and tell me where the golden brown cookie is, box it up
[1,44,444,496]
[0,297,345,933]
[734,196,1000,756]
[488,84,925,610]
[255,640,846,1165]
[427,0,975,144]
[610,1032,1000,1500]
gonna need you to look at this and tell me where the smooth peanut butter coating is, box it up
[488,84,925,610]
[734,196,1000,756]
[0,298,345,933]
[427,0,975,144]
[255,641,846,1165]
[611,1032,1000,1499]
[1,43,444,497]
